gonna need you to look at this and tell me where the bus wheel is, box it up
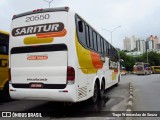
[90,83,98,103]
[99,81,105,99]
[0,82,11,102]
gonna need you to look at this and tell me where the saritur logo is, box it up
[12,22,65,37]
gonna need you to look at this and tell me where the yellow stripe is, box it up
[24,36,54,45]
[75,33,97,74]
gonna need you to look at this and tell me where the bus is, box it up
[135,62,151,75]
[9,7,121,103]
[0,30,10,101]
[151,66,160,74]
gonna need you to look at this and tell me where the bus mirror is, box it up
[100,56,105,63]
[78,21,83,32]
[119,59,124,63]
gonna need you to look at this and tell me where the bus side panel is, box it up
[0,55,8,90]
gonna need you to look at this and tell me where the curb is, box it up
[125,82,133,120]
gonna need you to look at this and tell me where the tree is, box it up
[119,50,160,72]
[119,51,135,71]
[142,51,160,66]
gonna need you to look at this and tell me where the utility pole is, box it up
[147,49,149,63]
[102,26,121,45]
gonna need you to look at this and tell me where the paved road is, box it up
[0,77,130,120]
[125,74,160,111]
[123,74,160,120]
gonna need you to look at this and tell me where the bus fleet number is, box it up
[26,14,50,22]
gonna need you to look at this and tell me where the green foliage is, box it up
[141,51,160,66]
[119,50,160,71]
[119,51,135,71]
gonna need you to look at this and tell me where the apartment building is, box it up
[123,36,136,51]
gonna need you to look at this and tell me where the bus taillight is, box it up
[67,66,75,84]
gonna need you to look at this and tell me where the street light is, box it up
[147,49,149,63]
[43,0,54,7]
[102,25,121,45]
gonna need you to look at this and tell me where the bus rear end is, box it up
[9,7,77,102]
[136,65,144,75]
[135,62,145,75]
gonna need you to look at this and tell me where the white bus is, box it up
[135,62,151,75]
[9,7,121,103]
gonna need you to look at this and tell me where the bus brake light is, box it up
[67,66,75,84]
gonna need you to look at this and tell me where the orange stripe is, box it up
[36,29,67,38]
[90,51,103,69]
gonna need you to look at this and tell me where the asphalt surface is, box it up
[124,74,160,111]
[1,74,160,120]
[122,74,160,120]
[0,76,131,120]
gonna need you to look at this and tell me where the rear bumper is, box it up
[136,71,145,75]
[9,83,77,102]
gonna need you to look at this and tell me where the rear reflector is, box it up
[67,66,75,84]
[59,90,68,93]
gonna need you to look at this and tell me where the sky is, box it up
[1,0,160,49]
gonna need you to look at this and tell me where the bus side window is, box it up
[97,35,101,53]
[76,17,87,47]
[108,44,111,57]
[101,38,104,54]
[93,31,98,52]
[89,28,94,49]
[78,21,83,32]
[85,25,90,47]
[104,41,106,56]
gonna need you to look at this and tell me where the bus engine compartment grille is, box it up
[78,86,87,100]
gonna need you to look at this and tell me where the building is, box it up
[157,43,160,49]
[146,35,154,41]
[147,49,160,54]
[154,36,159,49]
[146,35,159,49]
[136,39,146,53]
[124,37,131,51]
[146,40,154,50]
[123,35,160,56]
[126,51,143,57]
[123,36,136,51]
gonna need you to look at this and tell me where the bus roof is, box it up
[0,30,9,35]
[12,7,69,20]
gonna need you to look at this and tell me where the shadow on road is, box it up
[24,96,111,117]
[24,85,122,117]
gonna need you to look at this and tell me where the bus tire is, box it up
[99,81,105,99]
[90,83,98,103]
[0,82,11,102]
